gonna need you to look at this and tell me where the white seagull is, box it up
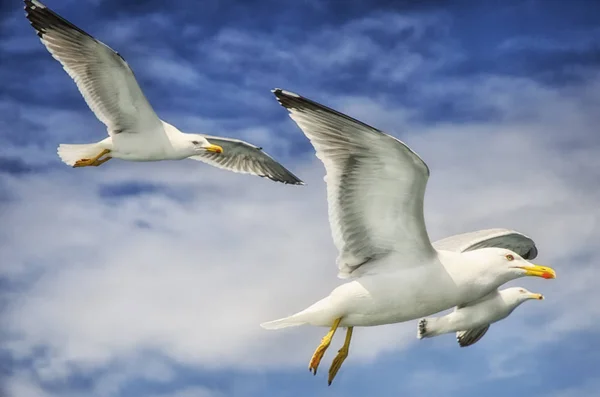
[417,286,544,347]
[262,89,556,385]
[418,228,546,347]
[24,0,303,185]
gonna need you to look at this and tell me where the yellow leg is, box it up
[309,317,341,375]
[328,326,353,386]
[73,149,112,168]
[93,155,112,166]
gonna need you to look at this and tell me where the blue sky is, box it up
[1,0,600,396]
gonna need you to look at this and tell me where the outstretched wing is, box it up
[24,0,164,137]
[432,228,538,259]
[190,136,304,185]
[273,88,435,278]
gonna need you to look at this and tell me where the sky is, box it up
[1,0,600,396]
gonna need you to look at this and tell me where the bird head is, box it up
[188,136,223,154]
[500,287,545,308]
[464,248,556,288]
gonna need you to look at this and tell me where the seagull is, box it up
[261,89,556,385]
[24,0,303,185]
[418,228,546,347]
[417,286,544,347]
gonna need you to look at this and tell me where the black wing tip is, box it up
[24,0,48,37]
[252,174,305,185]
[272,88,300,99]
[266,174,305,185]
[457,335,477,348]
[271,88,305,111]
[456,332,470,347]
[456,327,488,347]
[24,0,100,46]
[24,0,46,10]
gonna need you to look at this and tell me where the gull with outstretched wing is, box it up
[24,0,303,185]
[261,89,556,385]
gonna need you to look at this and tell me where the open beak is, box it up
[530,293,544,300]
[204,144,223,154]
[517,264,556,279]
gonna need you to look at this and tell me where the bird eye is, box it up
[191,140,200,145]
[506,254,514,261]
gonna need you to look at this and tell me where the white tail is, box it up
[261,297,333,330]
[57,143,103,166]
[260,314,308,330]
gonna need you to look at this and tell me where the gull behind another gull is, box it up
[418,228,547,347]
[417,286,544,347]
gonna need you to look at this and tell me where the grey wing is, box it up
[456,325,491,347]
[273,88,436,278]
[432,228,538,259]
[189,136,304,185]
[25,0,164,137]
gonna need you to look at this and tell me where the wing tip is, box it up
[24,0,55,38]
[271,88,305,111]
[272,88,300,98]
[24,0,98,44]
[271,175,305,186]
[24,0,46,10]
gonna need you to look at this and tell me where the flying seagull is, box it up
[417,286,544,347]
[262,89,556,385]
[418,228,546,346]
[23,0,303,185]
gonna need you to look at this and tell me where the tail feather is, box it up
[261,297,332,330]
[57,143,103,166]
[260,314,308,330]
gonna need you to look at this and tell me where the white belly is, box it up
[108,134,184,161]
[325,267,464,327]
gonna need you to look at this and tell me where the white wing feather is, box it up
[273,89,435,278]
[190,136,304,185]
[25,0,165,139]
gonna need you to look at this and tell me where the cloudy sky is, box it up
[1,0,600,396]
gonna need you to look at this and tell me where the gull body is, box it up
[263,248,546,328]
[417,287,544,347]
[262,89,556,384]
[24,0,303,184]
[72,121,223,162]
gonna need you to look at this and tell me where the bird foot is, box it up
[73,158,93,167]
[328,347,349,386]
[308,318,342,375]
[309,340,330,375]
[73,149,112,167]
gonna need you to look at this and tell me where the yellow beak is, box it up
[530,293,544,300]
[205,144,223,153]
[518,264,556,279]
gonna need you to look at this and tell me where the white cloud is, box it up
[4,372,55,397]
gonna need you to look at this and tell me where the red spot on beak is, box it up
[542,272,553,279]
